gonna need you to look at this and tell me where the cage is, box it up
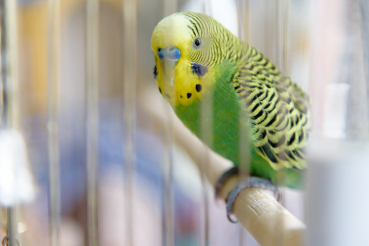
[0,0,368,246]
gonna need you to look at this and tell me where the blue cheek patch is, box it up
[191,62,208,78]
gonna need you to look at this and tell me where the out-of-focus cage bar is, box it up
[47,0,61,245]
[236,1,253,245]
[0,0,19,128]
[85,0,99,245]
[199,2,211,246]
[162,1,176,246]
[123,0,137,246]
[1,0,20,245]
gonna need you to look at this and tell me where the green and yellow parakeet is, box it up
[151,12,310,218]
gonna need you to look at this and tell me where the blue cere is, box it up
[158,46,181,61]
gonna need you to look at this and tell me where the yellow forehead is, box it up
[151,13,193,52]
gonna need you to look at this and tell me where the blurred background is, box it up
[0,0,368,245]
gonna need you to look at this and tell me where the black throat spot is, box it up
[191,63,208,78]
[153,65,158,79]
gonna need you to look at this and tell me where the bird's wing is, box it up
[232,47,311,170]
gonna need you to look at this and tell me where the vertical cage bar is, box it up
[0,0,19,245]
[6,208,16,246]
[161,2,176,246]
[203,0,211,15]
[86,0,99,245]
[275,0,283,70]
[162,104,174,246]
[237,0,250,42]
[163,0,177,18]
[123,0,137,245]
[199,104,210,246]
[199,3,211,246]
[275,0,289,73]
[237,1,252,245]
[236,0,252,186]
[1,0,19,128]
[282,0,290,74]
[47,0,61,245]
[362,0,369,115]
[276,1,289,245]
[0,0,3,125]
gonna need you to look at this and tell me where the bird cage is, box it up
[0,0,368,246]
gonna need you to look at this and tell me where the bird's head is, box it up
[151,12,226,107]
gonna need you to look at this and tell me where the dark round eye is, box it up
[157,48,164,59]
[193,38,202,48]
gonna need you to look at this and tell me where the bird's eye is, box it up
[157,48,164,59]
[193,38,202,48]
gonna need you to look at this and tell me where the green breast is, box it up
[174,63,241,165]
[173,62,304,189]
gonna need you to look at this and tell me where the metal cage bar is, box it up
[86,0,100,245]
[161,2,176,246]
[47,0,61,245]
[123,0,137,245]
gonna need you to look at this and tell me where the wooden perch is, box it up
[219,178,306,246]
[140,90,306,246]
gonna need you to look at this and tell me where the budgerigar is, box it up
[151,12,310,219]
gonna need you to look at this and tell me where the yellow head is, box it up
[151,12,224,107]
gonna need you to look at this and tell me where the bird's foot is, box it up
[226,177,281,223]
[215,167,239,201]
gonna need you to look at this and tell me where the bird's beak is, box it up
[158,46,181,86]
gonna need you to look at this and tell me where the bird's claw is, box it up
[225,177,281,223]
[215,167,239,201]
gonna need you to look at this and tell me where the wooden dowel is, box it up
[140,91,306,246]
[221,177,306,246]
